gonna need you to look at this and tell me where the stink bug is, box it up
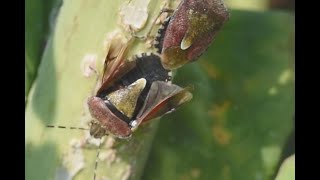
[154,0,230,70]
[88,52,192,139]
[45,51,192,180]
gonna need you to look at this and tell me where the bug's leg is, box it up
[88,65,101,96]
[93,138,102,180]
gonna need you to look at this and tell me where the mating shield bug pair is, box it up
[44,0,229,179]
[47,0,229,141]
[87,51,192,139]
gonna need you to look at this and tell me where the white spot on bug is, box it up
[130,120,138,127]
[165,108,175,114]
[119,0,150,31]
[81,54,97,78]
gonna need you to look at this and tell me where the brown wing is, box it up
[132,81,193,131]
[97,41,136,95]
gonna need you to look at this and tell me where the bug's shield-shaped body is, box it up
[158,0,229,70]
[132,81,192,130]
[88,53,192,139]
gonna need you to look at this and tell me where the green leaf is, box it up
[275,155,295,180]
[25,0,62,98]
[142,10,294,180]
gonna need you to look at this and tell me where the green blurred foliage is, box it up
[25,0,61,98]
[142,10,294,180]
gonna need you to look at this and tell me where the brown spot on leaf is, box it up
[208,101,231,123]
[179,174,190,180]
[212,125,232,146]
[179,168,201,180]
[199,61,221,79]
[222,165,231,180]
[190,168,201,179]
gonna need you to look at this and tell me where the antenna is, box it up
[46,124,104,180]
[46,125,89,131]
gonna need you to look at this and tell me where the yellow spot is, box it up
[278,69,293,85]
[222,165,231,180]
[190,168,201,179]
[268,86,278,95]
[179,174,190,180]
[179,168,201,180]
[212,125,232,146]
[199,61,221,79]
[208,101,231,122]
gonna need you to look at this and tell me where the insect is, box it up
[88,51,193,139]
[46,47,192,179]
[154,0,230,70]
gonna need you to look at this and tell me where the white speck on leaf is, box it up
[268,86,278,95]
[81,54,97,78]
[55,140,85,180]
[119,0,150,31]
[278,69,293,85]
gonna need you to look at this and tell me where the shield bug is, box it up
[88,52,192,139]
[154,0,230,70]
[45,51,192,179]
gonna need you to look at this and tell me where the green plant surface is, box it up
[25,0,61,98]
[142,10,294,180]
[25,0,177,180]
[225,0,269,11]
[275,154,295,180]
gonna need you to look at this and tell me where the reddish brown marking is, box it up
[87,97,132,138]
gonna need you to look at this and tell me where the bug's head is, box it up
[89,120,107,139]
[87,78,147,139]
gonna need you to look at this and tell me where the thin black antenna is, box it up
[94,138,102,180]
[46,125,89,131]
